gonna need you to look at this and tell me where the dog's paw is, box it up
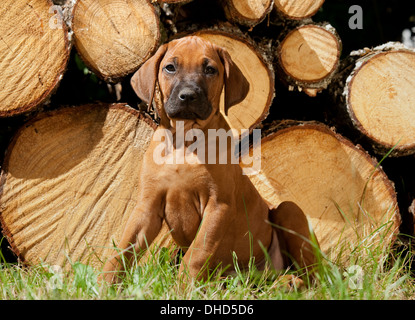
[271,274,305,291]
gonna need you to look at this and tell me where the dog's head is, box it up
[131,36,249,128]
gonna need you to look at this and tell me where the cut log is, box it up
[193,29,275,132]
[274,0,325,20]
[242,122,400,262]
[222,0,273,27]
[338,43,415,157]
[276,23,341,96]
[0,0,70,117]
[0,103,168,269]
[72,0,160,82]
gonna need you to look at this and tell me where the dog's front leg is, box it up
[99,203,163,284]
[177,203,232,282]
[178,243,212,282]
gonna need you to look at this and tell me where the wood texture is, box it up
[222,0,273,27]
[344,44,415,156]
[0,0,70,117]
[72,0,160,82]
[0,104,157,268]
[274,0,325,20]
[243,122,400,261]
[193,29,275,132]
[276,23,341,95]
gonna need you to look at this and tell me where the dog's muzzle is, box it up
[164,82,212,120]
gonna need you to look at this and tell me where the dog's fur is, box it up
[100,36,318,283]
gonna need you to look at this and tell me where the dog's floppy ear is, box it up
[216,47,250,115]
[131,43,168,106]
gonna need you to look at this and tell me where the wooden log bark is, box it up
[192,29,275,132]
[72,0,161,82]
[274,0,325,20]
[0,0,70,117]
[221,0,273,27]
[334,43,415,157]
[242,122,400,262]
[276,23,341,96]
[0,103,165,269]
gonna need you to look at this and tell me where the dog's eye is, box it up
[204,66,217,75]
[164,64,176,73]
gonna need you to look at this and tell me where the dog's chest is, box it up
[161,164,216,247]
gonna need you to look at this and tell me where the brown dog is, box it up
[100,36,318,283]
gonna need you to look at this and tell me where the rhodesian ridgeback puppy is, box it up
[100,36,318,284]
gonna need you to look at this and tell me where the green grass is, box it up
[1,231,414,300]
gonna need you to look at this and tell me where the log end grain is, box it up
[0,103,156,269]
[274,0,325,20]
[277,24,341,90]
[346,49,415,156]
[72,0,160,82]
[243,123,400,261]
[0,0,70,117]
[222,0,273,27]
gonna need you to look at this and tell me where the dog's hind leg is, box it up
[268,201,319,275]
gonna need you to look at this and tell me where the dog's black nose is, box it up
[165,82,212,120]
[178,88,198,102]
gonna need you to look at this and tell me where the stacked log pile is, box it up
[0,0,413,268]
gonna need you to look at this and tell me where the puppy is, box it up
[100,36,318,283]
